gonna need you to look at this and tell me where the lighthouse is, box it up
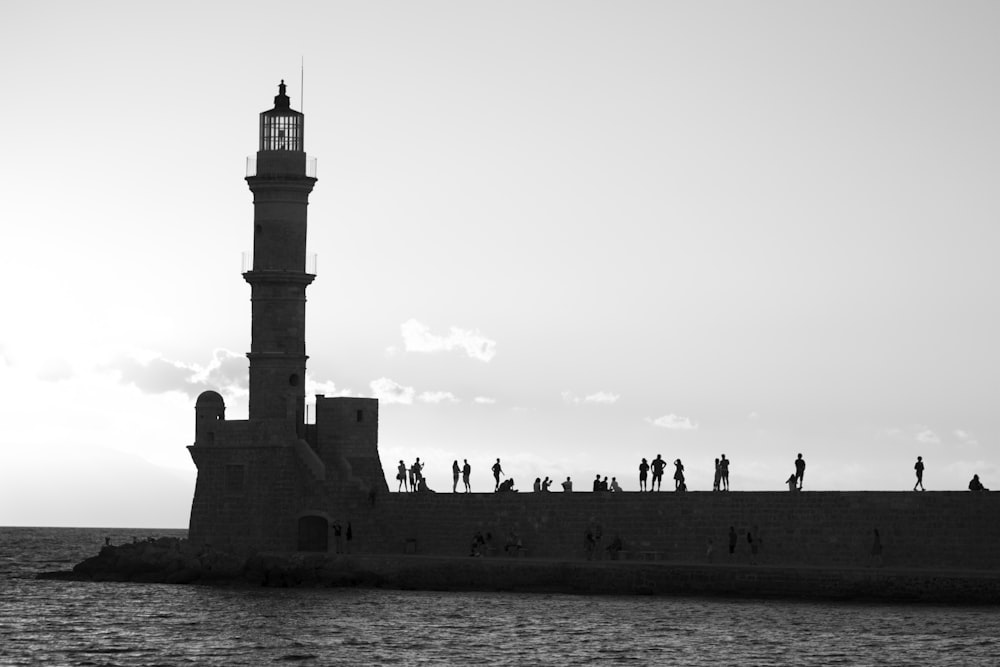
[188,82,387,555]
[244,80,316,431]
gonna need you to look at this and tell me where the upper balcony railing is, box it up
[246,155,317,178]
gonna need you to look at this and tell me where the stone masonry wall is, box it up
[354,491,1000,571]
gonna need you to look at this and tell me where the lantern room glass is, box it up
[260,110,303,152]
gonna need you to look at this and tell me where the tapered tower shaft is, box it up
[244,81,317,428]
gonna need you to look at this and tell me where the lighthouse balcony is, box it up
[242,251,317,276]
[246,155,317,179]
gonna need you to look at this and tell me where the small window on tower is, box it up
[356,409,364,423]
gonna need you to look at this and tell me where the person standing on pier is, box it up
[720,454,730,491]
[463,459,472,492]
[673,459,685,491]
[713,458,721,491]
[492,458,504,491]
[651,455,666,491]
[397,460,408,492]
[794,453,806,490]
[639,457,649,491]
[452,460,461,493]
[914,456,925,491]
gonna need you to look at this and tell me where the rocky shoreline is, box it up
[37,538,1000,604]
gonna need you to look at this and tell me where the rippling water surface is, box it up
[2,527,998,665]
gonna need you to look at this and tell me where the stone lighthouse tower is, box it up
[245,80,316,432]
[188,82,387,557]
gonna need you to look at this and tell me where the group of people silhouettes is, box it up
[398,452,988,494]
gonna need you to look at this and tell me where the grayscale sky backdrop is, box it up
[1,1,998,526]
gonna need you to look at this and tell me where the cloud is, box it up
[111,348,248,399]
[645,414,699,430]
[370,377,415,405]
[562,391,620,405]
[396,319,497,362]
[37,358,75,382]
[954,429,980,447]
[916,428,941,445]
[474,396,497,405]
[419,391,460,404]
[306,377,357,399]
[748,411,760,421]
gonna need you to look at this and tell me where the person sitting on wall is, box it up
[542,476,552,491]
[969,474,988,491]
[562,476,573,492]
[533,477,542,492]
[416,477,435,493]
[609,477,622,493]
[497,478,517,492]
[504,531,523,555]
[469,530,486,557]
[786,474,799,492]
[606,534,623,560]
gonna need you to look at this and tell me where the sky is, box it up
[2,1,998,527]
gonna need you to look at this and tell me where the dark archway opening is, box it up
[297,515,328,552]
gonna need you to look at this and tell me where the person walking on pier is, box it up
[492,458,504,491]
[639,457,649,491]
[651,455,666,491]
[720,454,730,491]
[452,460,461,493]
[914,456,925,491]
[462,459,472,492]
[794,453,806,490]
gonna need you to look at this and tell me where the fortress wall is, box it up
[358,491,1000,570]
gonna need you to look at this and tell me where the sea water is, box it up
[1,527,998,665]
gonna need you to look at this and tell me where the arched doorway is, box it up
[297,515,328,552]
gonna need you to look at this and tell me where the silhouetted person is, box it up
[600,476,609,492]
[914,456,925,491]
[498,478,517,492]
[728,526,737,558]
[639,457,649,491]
[720,454,730,491]
[410,458,424,490]
[332,521,343,554]
[713,458,721,491]
[969,474,987,491]
[747,526,760,565]
[673,459,685,491]
[607,534,623,560]
[533,477,541,492]
[463,459,472,492]
[651,454,666,491]
[397,460,408,492]
[786,474,798,492]
[542,476,552,491]
[593,474,601,492]
[610,477,622,492]
[794,453,806,490]
[870,528,883,567]
[584,527,596,560]
[452,460,460,493]
[492,458,504,491]
[562,476,573,492]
